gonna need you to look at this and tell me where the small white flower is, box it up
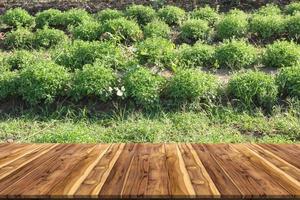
[108,87,113,92]
[121,86,125,91]
[116,89,123,96]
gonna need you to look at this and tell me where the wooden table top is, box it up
[0,143,299,199]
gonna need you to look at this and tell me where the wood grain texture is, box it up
[0,143,298,199]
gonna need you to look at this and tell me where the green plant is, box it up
[227,71,278,109]
[53,40,125,70]
[166,69,218,102]
[0,71,19,100]
[101,18,143,43]
[177,42,216,68]
[34,27,67,49]
[262,40,300,68]
[125,5,156,25]
[143,20,171,38]
[190,5,220,25]
[94,8,124,22]
[249,14,285,41]
[158,5,186,25]
[136,37,175,68]
[123,67,165,107]
[216,9,248,40]
[255,4,281,16]
[35,9,62,28]
[285,2,300,15]
[215,39,258,69]
[2,8,34,28]
[277,65,300,98]
[18,61,70,104]
[70,60,116,101]
[57,8,92,28]
[69,20,101,41]
[3,28,34,49]
[286,13,300,41]
[180,19,210,42]
[5,50,36,71]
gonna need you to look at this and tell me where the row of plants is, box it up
[0,54,299,109]
[1,3,300,46]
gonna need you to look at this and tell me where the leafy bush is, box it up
[215,39,258,69]
[125,5,156,25]
[0,71,19,100]
[70,60,116,101]
[255,4,281,16]
[5,50,36,71]
[180,19,210,42]
[216,9,248,40]
[166,69,218,102]
[249,14,285,40]
[94,8,124,22]
[2,8,34,28]
[123,67,165,107]
[177,42,216,68]
[53,40,125,70]
[101,18,143,42]
[57,8,92,28]
[286,13,300,40]
[158,6,186,25]
[3,28,34,49]
[34,27,67,49]
[136,37,175,68]
[18,61,70,104]
[227,71,278,109]
[35,9,62,28]
[276,65,300,98]
[143,20,171,38]
[190,5,220,25]
[285,2,300,15]
[69,20,101,41]
[262,40,300,68]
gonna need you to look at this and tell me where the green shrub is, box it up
[216,9,248,40]
[35,9,62,28]
[5,50,36,71]
[215,39,258,69]
[3,28,34,49]
[57,8,92,28]
[262,40,300,68]
[286,13,300,40]
[95,8,124,22]
[125,5,156,25]
[0,71,19,100]
[249,14,285,40]
[136,37,175,68]
[177,42,216,68]
[158,6,186,25]
[285,2,300,15]
[180,19,210,42]
[70,60,116,101]
[255,4,281,16]
[18,61,70,104]
[227,71,278,109]
[69,20,101,41]
[143,20,171,38]
[53,40,125,70]
[2,8,34,28]
[190,5,220,25]
[277,65,300,98]
[166,69,218,102]
[101,18,143,42]
[123,67,165,107]
[34,27,67,49]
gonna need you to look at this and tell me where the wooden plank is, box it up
[99,144,137,198]
[49,144,111,198]
[0,144,34,162]
[259,144,300,168]
[233,144,300,196]
[204,144,290,198]
[178,144,220,198]
[191,144,242,198]
[74,144,125,198]
[165,144,195,198]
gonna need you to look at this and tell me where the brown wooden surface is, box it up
[0,143,299,199]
